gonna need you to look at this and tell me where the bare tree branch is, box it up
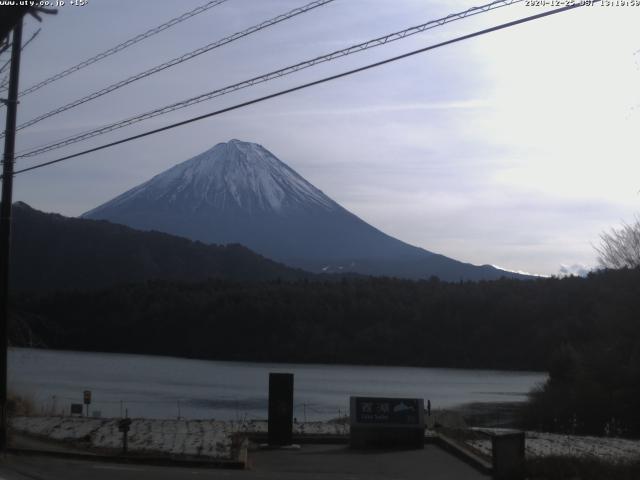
[596,216,640,269]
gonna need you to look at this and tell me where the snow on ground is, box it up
[12,417,237,459]
[13,416,640,463]
[465,430,640,463]
[10,417,348,460]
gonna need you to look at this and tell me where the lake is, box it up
[9,348,546,421]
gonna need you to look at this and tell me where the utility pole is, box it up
[0,17,23,451]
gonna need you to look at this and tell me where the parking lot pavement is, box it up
[0,444,489,480]
[250,443,489,479]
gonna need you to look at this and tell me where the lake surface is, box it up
[9,348,546,420]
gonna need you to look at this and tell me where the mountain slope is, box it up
[10,202,309,292]
[84,139,530,281]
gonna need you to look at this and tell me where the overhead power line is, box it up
[0,29,41,91]
[0,28,39,77]
[4,0,335,137]
[5,0,229,97]
[16,0,524,158]
[9,3,588,178]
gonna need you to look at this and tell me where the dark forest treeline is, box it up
[10,267,640,436]
[9,268,640,370]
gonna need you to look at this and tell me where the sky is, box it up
[3,0,640,277]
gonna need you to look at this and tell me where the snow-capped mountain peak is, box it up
[83,139,533,281]
[86,140,336,217]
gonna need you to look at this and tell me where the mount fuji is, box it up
[83,139,528,281]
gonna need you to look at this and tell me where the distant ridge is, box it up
[84,139,532,281]
[10,202,309,292]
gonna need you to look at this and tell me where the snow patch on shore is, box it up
[15,416,639,463]
[12,417,234,459]
[466,430,640,462]
[10,416,348,459]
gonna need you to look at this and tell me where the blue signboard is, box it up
[354,397,421,425]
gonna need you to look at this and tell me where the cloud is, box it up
[558,264,593,278]
[245,99,490,117]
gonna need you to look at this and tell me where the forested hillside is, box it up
[10,202,309,291]
[10,268,638,370]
